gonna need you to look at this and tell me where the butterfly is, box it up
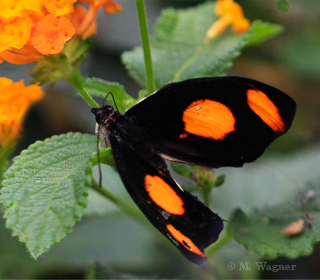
[91,76,296,265]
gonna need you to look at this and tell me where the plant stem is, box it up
[91,176,145,223]
[206,229,233,256]
[135,0,155,94]
[202,187,211,207]
[69,68,99,108]
[78,85,99,108]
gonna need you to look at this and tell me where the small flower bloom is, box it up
[45,0,76,16]
[0,78,44,160]
[71,5,97,39]
[30,14,75,55]
[0,17,33,53]
[81,0,122,13]
[0,0,43,19]
[205,0,250,41]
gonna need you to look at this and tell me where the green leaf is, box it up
[84,78,137,113]
[281,37,320,80]
[0,133,96,259]
[275,0,290,11]
[229,184,320,259]
[91,147,116,168]
[245,21,283,47]
[214,174,226,187]
[122,2,283,89]
[171,162,192,179]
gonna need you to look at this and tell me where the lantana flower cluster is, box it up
[0,78,44,163]
[0,0,122,168]
[0,0,122,64]
[206,0,250,41]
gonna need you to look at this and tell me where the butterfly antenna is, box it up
[105,92,120,112]
[96,124,103,187]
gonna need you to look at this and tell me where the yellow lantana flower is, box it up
[206,0,250,41]
[0,78,44,160]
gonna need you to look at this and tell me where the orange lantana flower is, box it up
[74,0,122,38]
[30,14,75,55]
[0,78,44,159]
[71,5,97,40]
[0,17,33,53]
[81,0,122,13]
[0,0,122,64]
[45,0,76,16]
[206,0,250,41]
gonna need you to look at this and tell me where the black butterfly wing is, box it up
[108,115,224,265]
[125,77,296,168]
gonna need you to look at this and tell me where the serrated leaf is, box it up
[275,0,290,11]
[245,21,283,46]
[84,78,137,113]
[122,2,283,89]
[0,133,96,258]
[229,184,320,259]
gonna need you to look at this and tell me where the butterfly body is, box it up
[91,76,296,265]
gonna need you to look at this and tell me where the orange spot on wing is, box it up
[145,175,185,215]
[166,224,205,259]
[247,89,285,132]
[180,99,235,140]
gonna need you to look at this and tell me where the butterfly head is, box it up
[91,105,115,125]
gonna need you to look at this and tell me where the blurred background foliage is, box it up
[1,0,320,279]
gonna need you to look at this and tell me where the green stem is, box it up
[78,85,99,108]
[206,229,233,256]
[136,0,155,94]
[203,190,211,207]
[68,68,99,108]
[91,176,145,223]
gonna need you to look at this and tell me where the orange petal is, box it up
[0,0,44,19]
[0,43,42,64]
[104,0,122,13]
[231,16,250,33]
[0,78,43,152]
[215,0,235,16]
[30,14,75,55]
[210,0,250,37]
[45,0,76,16]
[0,78,44,125]
[71,5,97,39]
[80,0,122,13]
[0,17,33,53]
[206,16,231,40]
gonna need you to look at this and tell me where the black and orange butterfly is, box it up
[91,76,296,265]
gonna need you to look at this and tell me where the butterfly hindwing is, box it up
[125,77,296,168]
[108,115,224,265]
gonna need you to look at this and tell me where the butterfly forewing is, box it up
[125,77,296,168]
